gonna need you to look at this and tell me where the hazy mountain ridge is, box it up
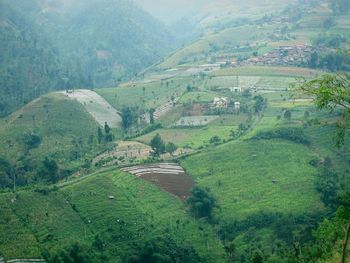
[0,0,175,117]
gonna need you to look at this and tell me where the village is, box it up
[242,44,314,66]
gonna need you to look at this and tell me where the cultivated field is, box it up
[0,170,225,262]
[61,89,122,128]
[122,163,194,199]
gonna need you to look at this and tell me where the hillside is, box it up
[0,0,174,116]
[0,169,225,262]
[0,93,108,188]
[0,0,350,262]
[156,0,350,70]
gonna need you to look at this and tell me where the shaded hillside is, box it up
[0,0,174,116]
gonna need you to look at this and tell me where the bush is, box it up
[22,133,41,150]
[252,127,310,145]
[187,186,217,219]
[123,236,203,263]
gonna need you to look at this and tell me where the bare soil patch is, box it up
[122,163,195,200]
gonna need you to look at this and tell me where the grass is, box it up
[96,77,187,111]
[0,170,225,262]
[0,194,42,259]
[137,125,237,149]
[181,139,324,222]
[0,93,105,172]
[179,91,221,103]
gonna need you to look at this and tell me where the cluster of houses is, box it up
[212,44,313,68]
[212,97,241,110]
[243,45,313,66]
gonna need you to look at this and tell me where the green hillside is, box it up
[0,0,174,116]
[0,93,107,187]
[0,169,225,262]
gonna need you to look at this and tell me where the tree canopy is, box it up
[296,73,350,146]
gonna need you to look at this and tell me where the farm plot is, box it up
[93,141,151,167]
[97,77,187,111]
[121,163,195,200]
[60,89,121,128]
[255,76,296,91]
[173,116,219,127]
[206,76,261,90]
[137,126,237,149]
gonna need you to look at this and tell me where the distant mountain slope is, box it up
[0,0,174,117]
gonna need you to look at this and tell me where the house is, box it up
[213,97,228,108]
[234,101,241,110]
[230,86,242,92]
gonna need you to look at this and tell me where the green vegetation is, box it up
[187,186,217,220]
[1,0,350,261]
[0,93,106,187]
[0,170,225,262]
[97,78,186,111]
[0,0,174,116]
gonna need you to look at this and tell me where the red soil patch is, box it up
[140,173,195,200]
[121,163,195,200]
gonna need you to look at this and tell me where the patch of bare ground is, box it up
[122,163,195,200]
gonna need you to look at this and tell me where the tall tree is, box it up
[97,127,103,144]
[150,134,165,157]
[187,186,217,219]
[296,73,349,146]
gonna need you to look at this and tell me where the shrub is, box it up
[252,127,310,145]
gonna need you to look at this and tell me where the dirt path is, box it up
[60,89,122,128]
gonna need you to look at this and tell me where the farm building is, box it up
[234,101,241,110]
[213,97,228,108]
[235,101,241,110]
[229,86,242,92]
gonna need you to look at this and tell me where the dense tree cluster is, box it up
[0,0,174,116]
[187,186,217,219]
[123,236,203,263]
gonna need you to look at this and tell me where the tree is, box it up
[251,252,264,263]
[47,242,92,263]
[104,122,113,143]
[308,51,318,68]
[295,73,350,262]
[165,142,177,155]
[149,108,155,124]
[150,134,165,157]
[97,127,103,144]
[323,17,336,29]
[22,133,41,151]
[37,158,59,183]
[254,95,265,113]
[104,122,111,134]
[121,107,136,130]
[296,73,350,146]
[187,186,217,219]
[284,110,292,120]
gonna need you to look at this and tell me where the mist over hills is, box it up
[0,0,174,116]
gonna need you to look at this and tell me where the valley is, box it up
[0,0,349,262]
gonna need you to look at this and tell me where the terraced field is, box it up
[0,170,225,262]
[122,163,195,199]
